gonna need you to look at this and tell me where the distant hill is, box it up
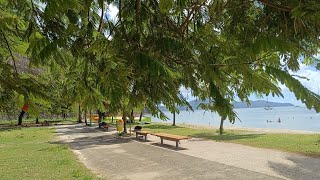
[159,100,294,111]
[233,100,293,108]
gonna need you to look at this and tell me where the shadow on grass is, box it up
[0,126,22,132]
[143,124,184,130]
[191,132,264,141]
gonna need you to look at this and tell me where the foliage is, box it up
[1,0,320,129]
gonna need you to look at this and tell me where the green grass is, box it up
[0,127,100,179]
[141,123,320,157]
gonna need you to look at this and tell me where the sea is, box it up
[150,106,320,132]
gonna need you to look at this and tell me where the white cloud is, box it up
[107,4,119,21]
[179,87,194,101]
[291,64,320,94]
[254,63,320,106]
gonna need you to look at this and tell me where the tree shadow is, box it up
[54,124,113,135]
[150,142,188,151]
[192,132,263,141]
[53,124,135,150]
[268,155,320,179]
[51,134,134,151]
[0,126,22,132]
[142,124,184,130]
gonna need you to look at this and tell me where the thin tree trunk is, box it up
[139,111,143,121]
[172,111,176,126]
[84,110,87,125]
[122,114,127,133]
[98,110,102,127]
[36,117,39,124]
[89,110,92,126]
[111,116,113,123]
[130,109,134,135]
[219,117,225,135]
[18,110,25,125]
[130,109,134,123]
[78,104,82,123]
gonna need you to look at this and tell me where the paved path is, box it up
[55,125,320,180]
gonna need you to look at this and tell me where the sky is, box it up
[262,62,320,106]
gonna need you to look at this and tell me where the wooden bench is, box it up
[150,133,191,148]
[135,131,150,141]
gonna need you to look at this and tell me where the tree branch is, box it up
[98,1,104,33]
[180,0,207,35]
[256,0,292,12]
[0,29,18,74]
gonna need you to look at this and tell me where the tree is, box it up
[2,0,320,135]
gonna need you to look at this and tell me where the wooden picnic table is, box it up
[150,133,191,148]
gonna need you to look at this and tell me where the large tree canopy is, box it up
[1,0,320,127]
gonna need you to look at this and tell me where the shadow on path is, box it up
[53,124,132,150]
[269,155,320,179]
[150,142,188,151]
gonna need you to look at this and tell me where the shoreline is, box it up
[154,122,320,134]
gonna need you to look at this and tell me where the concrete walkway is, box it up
[55,125,320,180]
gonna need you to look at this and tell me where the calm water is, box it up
[151,107,320,132]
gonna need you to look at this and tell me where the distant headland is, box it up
[159,100,294,111]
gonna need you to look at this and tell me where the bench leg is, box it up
[176,141,179,149]
[161,138,163,145]
[136,133,138,139]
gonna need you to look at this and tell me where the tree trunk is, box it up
[219,117,225,135]
[18,110,25,125]
[139,111,143,121]
[36,117,39,124]
[98,110,102,127]
[172,111,176,126]
[84,110,87,125]
[122,114,127,133]
[130,109,134,123]
[111,116,113,123]
[78,104,82,123]
[129,109,134,135]
[89,110,92,126]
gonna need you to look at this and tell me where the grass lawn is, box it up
[141,123,320,157]
[0,127,99,179]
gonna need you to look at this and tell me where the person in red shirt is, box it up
[18,102,29,125]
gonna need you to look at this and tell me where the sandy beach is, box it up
[165,123,320,134]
